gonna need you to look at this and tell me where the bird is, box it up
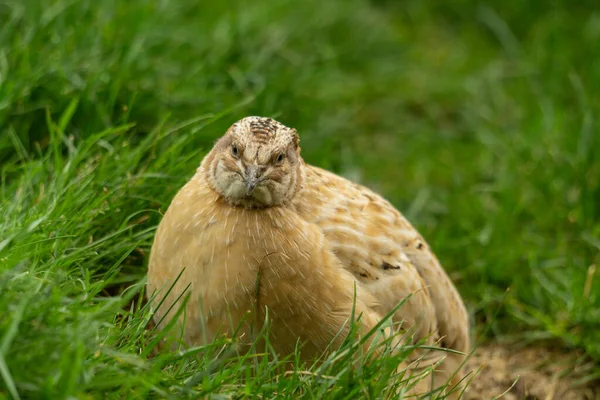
[147,116,470,397]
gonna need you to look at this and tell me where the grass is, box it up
[1,0,599,397]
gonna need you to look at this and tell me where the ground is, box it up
[466,344,600,399]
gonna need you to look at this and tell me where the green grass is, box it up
[1,0,599,397]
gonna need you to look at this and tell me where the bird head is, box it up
[202,116,304,208]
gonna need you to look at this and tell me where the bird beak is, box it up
[245,180,257,196]
[244,165,260,196]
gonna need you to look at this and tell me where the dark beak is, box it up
[244,165,262,196]
[245,181,257,196]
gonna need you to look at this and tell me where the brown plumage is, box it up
[147,116,470,397]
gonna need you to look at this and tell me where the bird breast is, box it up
[147,174,310,344]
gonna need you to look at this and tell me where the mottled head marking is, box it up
[230,116,299,150]
[201,116,304,208]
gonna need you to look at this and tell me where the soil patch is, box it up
[463,343,599,399]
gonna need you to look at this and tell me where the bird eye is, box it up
[231,144,239,158]
[275,153,285,164]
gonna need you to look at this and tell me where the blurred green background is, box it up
[1,0,599,397]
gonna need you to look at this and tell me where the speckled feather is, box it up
[147,116,470,397]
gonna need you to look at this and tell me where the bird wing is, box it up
[292,165,469,354]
